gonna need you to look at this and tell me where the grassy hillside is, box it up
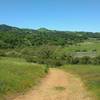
[0,57,48,100]
[62,65,100,100]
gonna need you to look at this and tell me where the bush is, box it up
[0,50,6,57]
[79,56,91,64]
[72,57,80,64]
[66,55,73,64]
[44,65,49,73]
[53,59,64,66]
[25,56,35,62]
[44,58,64,66]
[93,56,100,64]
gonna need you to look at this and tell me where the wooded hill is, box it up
[0,24,100,49]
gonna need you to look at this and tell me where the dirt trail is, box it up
[13,68,92,100]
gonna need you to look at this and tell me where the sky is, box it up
[0,0,100,32]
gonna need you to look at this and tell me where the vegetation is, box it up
[0,24,100,99]
[62,65,100,100]
[0,57,48,100]
[0,24,100,49]
[0,24,100,66]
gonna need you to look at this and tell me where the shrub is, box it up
[44,65,49,73]
[93,56,100,64]
[66,55,73,64]
[79,56,91,64]
[72,57,80,64]
[0,50,6,57]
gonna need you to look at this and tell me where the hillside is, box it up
[0,24,100,66]
[0,24,100,49]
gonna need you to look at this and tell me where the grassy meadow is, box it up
[0,57,48,100]
[62,64,100,100]
[63,40,100,55]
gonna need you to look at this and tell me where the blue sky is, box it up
[0,0,100,32]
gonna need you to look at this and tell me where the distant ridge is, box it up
[0,24,100,33]
[0,24,19,31]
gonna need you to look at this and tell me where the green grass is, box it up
[62,64,100,100]
[63,40,100,55]
[0,57,48,100]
